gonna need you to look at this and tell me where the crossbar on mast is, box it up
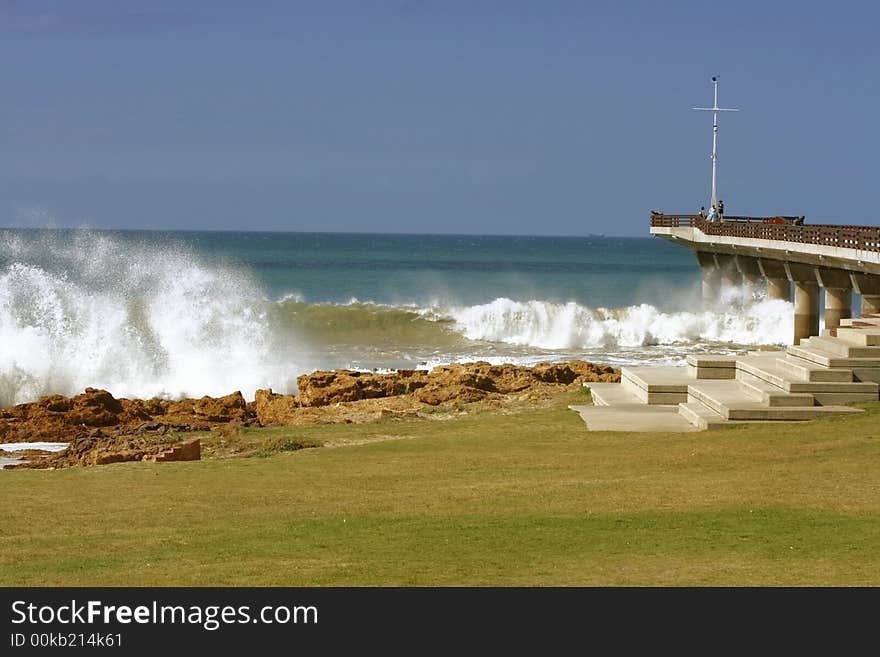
[693,76,738,214]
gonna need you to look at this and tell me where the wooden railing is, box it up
[650,211,880,252]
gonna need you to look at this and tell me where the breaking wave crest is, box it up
[446,297,793,349]
[0,230,296,406]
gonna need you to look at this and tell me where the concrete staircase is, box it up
[570,319,880,432]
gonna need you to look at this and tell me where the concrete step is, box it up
[685,355,737,379]
[687,380,861,420]
[621,366,691,404]
[774,356,853,382]
[803,336,880,359]
[723,405,862,421]
[735,360,879,397]
[840,317,880,328]
[785,344,880,369]
[677,402,737,430]
[686,380,757,418]
[836,327,880,346]
[568,404,699,433]
[585,382,641,407]
[735,355,798,390]
[736,378,815,407]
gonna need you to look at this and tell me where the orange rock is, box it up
[254,389,300,425]
[295,369,429,407]
[193,391,247,422]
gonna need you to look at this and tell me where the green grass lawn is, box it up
[2,390,879,586]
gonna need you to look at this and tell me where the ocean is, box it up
[0,228,794,405]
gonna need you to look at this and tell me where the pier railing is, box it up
[650,212,880,252]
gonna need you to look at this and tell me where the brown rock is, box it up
[0,359,619,468]
[149,438,201,463]
[295,369,428,407]
[412,383,489,406]
[254,389,300,425]
[193,391,248,422]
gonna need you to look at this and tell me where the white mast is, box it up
[693,76,738,211]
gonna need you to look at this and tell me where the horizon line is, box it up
[0,226,651,239]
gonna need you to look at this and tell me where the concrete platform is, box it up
[736,357,878,395]
[570,320,879,432]
[836,327,880,346]
[621,366,693,391]
[786,343,880,369]
[685,355,737,379]
[621,366,691,404]
[775,356,853,382]
[736,377,815,407]
[568,404,700,433]
[677,402,739,430]
[803,336,880,359]
[585,382,641,406]
[840,316,880,328]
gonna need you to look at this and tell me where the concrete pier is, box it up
[793,282,820,343]
[696,252,721,305]
[851,274,880,317]
[735,255,764,287]
[815,268,852,331]
[714,254,742,290]
[824,287,852,331]
[767,277,791,301]
[787,263,820,343]
[652,214,880,337]
[757,259,791,302]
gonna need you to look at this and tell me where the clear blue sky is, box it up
[1,0,878,236]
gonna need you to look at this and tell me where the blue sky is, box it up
[0,0,877,236]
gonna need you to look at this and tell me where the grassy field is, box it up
[2,389,880,586]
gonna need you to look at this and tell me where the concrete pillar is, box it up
[823,287,851,331]
[815,268,853,331]
[695,252,720,306]
[757,258,791,302]
[767,277,791,301]
[850,273,880,317]
[734,255,763,299]
[786,262,820,344]
[793,282,820,344]
[714,254,742,289]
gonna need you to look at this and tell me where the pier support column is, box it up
[735,256,763,300]
[786,263,820,344]
[851,273,880,317]
[758,258,791,302]
[793,282,820,344]
[823,288,852,331]
[695,252,720,307]
[815,268,853,332]
[766,278,791,301]
[714,254,742,289]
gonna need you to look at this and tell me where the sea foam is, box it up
[447,297,793,349]
[0,231,296,406]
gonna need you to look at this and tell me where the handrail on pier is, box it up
[649,211,880,252]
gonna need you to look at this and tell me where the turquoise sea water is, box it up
[0,229,793,403]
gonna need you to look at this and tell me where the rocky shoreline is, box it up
[1,360,619,469]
